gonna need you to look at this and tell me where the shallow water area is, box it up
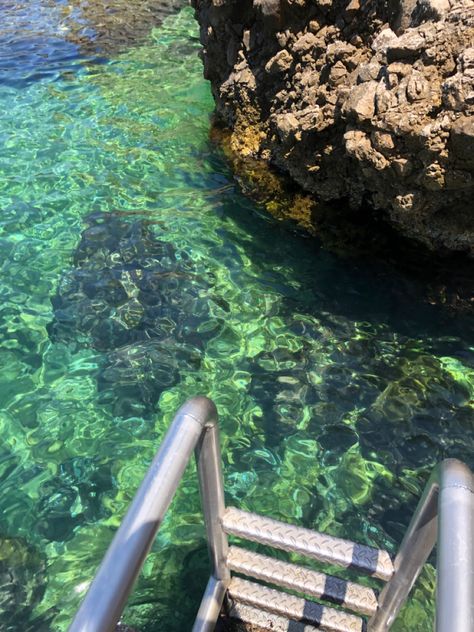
[0,3,473,631]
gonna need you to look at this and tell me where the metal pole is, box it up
[192,576,227,632]
[369,459,474,632]
[195,416,230,583]
[368,466,440,631]
[68,397,218,632]
[436,459,474,632]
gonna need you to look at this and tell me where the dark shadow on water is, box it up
[203,139,474,342]
[197,139,474,552]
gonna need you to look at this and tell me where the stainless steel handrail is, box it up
[68,396,473,632]
[369,458,474,631]
[68,396,229,632]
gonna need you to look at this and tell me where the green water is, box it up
[0,5,473,630]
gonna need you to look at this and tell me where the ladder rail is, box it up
[68,396,229,632]
[67,393,474,632]
[368,458,474,632]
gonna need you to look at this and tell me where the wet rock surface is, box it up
[192,0,474,255]
[211,122,474,312]
[48,212,219,416]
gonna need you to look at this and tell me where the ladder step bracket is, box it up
[227,577,366,632]
[223,507,393,581]
[227,545,378,616]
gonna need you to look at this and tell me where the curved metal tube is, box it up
[369,459,474,632]
[68,406,473,632]
[436,459,474,632]
[68,396,228,632]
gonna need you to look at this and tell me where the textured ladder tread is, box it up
[223,507,393,581]
[228,546,378,616]
[228,602,325,632]
[227,577,366,632]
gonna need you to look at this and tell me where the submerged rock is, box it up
[0,536,49,630]
[61,0,187,57]
[49,212,218,416]
[192,0,474,255]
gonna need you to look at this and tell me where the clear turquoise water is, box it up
[0,4,473,631]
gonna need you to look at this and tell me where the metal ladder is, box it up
[68,397,474,632]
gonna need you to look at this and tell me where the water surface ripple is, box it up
[0,4,472,631]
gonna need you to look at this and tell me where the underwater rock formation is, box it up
[1,0,187,87]
[0,536,49,630]
[192,0,474,255]
[48,212,218,416]
[61,0,187,56]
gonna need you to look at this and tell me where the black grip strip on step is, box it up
[288,620,318,631]
[349,542,380,576]
[321,574,347,606]
[287,602,323,630]
[301,600,324,626]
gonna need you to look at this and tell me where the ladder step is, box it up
[223,507,393,581]
[228,602,325,632]
[227,577,366,632]
[228,546,378,616]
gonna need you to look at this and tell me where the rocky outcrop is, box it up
[192,0,474,255]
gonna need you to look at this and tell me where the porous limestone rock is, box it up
[192,0,474,255]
